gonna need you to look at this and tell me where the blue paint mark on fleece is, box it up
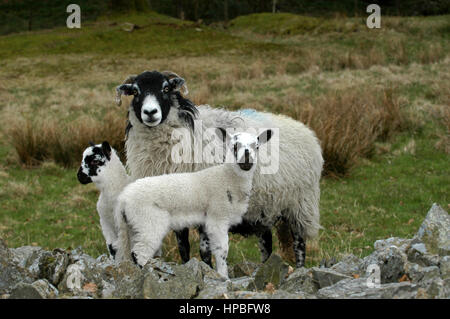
[240,109,265,121]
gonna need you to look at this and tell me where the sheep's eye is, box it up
[91,160,101,166]
[163,86,170,93]
[133,89,138,96]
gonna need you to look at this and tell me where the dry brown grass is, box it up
[259,87,407,176]
[6,110,126,167]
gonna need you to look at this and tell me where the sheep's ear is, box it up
[115,74,137,106]
[101,141,112,161]
[168,77,186,92]
[162,70,189,95]
[257,129,273,145]
[215,128,231,144]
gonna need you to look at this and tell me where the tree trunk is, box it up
[272,0,277,13]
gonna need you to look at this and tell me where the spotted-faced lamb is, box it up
[115,70,323,268]
[114,129,273,278]
[77,141,129,258]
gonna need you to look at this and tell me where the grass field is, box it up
[0,12,448,267]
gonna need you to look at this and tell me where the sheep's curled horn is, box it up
[161,70,189,96]
[115,74,137,106]
[115,71,189,107]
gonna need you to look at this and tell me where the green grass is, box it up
[0,11,449,267]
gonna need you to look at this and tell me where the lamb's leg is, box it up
[132,209,170,268]
[289,222,306,268]
[205,224,229,279]
[257,228,273,263]
[175,228,190,263]
[198,225,212,267]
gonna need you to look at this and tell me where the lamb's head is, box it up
[115,70,198,130]
[77,141,113,185]
[217,129,273,172]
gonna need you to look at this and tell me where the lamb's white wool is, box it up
[77,143,130,258]
[120,71,323,267]
[115,131,270,278]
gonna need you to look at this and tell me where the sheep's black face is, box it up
[77,142,111,184]
[117,71,197,130]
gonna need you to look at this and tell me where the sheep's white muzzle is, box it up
[141,94,162,127]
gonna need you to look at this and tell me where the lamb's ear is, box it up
[101,141,112,161]
[215,128,232,144]
[257,129,273,145]
[115,74,137,106]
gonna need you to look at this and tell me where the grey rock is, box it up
[228,289,312,299]
[39,248,71,286]
[415,203,450,256]
[279,267,317,295]
[359,246,407,283]
[230,276,256,291]
[253,254,289,290]
[439,256,450,279]
[404,262,440,284]
[317,278,419,299]
[57,253,112,298]
[9,246,43,269]
[0,240,35,294]
[416,278,450,299]
[374,237,412,252]
[9,279,58,299]
[312,267,352,289]
[406,242,440,267]
[330,254,362,276]
[142,259,203,299]
[109,260,144,299]
[196,278,230,299]
[230,261,260,278]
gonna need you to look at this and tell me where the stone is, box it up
[279,267,317,295]
[196,278,230,299]
[374,237,412,252]
[317,278,419,299]
[406,241,440,267]
[9,246,43,269]
[311,267,352,289]
[439,256,450,279]
[230,261,260,278]
[228,289,311,299]
[330,254,362,276]
[230,276,256,291]
[404,262,440,284]
[9,279,58,299]
[38,248,71,286]
[359,246,407,283]
[108,260,144,299]
[0,240,35,294]
[415,203,450,256]
[253,254,289,290]
[141,259,203,299]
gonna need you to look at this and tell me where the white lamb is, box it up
[77,141,129,259]
[114,129,273,278]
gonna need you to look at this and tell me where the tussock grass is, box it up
[6,111,126,167]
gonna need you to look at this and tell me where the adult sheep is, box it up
[115,70,323,267]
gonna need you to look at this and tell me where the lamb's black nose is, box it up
[244,149,250,163]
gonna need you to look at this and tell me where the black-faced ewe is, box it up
[116,70,323,268]
[77,141,129,258]
[114,129,273,278]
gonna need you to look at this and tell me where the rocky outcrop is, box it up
[1,204,449,299]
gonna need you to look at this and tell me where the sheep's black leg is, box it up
[198,225,212,267]
[290,224,306,268]
[175,228,190,263]
[258,228,273,263]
